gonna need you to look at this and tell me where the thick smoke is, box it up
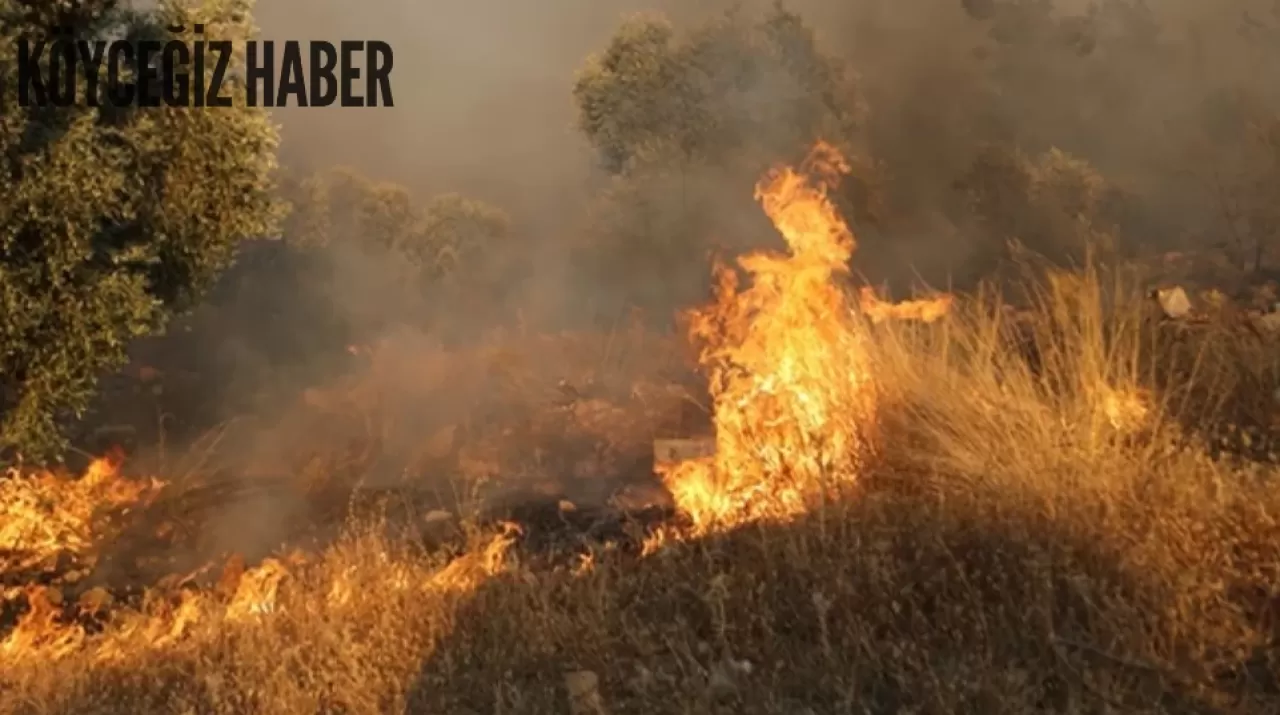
[112,0,1280,428]
[250,0,1280,305]
[91,0,1280,562]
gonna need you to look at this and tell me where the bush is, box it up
[954,145,1129,284]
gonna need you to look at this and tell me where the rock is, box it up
[1155,286,1192,318]
[422,510,457,543]
[564,670,608,715]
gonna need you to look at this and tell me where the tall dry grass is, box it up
[2,266,1278,714]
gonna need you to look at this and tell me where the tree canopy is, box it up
[0,0,281,461]
[572,3,865,176]
[569,3,878,324]
[281,166,510,285]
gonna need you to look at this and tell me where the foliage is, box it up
[282,167,509,282]
[963,146,1123,251]
[572,3,864,175]
[0,0,281,461]
[1182,91,1280,274]
[226,166,516,365]
[415,193,510,283]
[569,3,879,323]
[955,145,1128,282]
[943,0,1280,278]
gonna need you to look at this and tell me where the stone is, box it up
[1155,286,1192,318]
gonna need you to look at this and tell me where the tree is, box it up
[281,167,510,284]
[278,165,514,339]
[282,167,420,256]
[569,3,879,323]
[415,193,510,281]
[0,0,282,461]
[572,2,866,177]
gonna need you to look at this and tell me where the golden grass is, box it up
[3,266,1279,714]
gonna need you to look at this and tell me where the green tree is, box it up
[279,166,514,337]
[281,167,510,283]
[570,3,877,323]
[282,167,419,257]
[415,193,510,281]
[572,2,865,177]
[0,0,282,461]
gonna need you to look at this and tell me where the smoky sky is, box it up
[256,0,696,239]
[253,0,1280,260]
[253,0,908,241]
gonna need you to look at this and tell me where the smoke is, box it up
[117,0,1279,409]
[91,0,1280,561]
[150,0,1280,438]
[246,0,1280,300]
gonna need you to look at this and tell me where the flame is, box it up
[225,558,290,621]
[0,140,961,670]
[658,142,878,531]
[859,287,953,324]
[1096,384,1150,434]
[0,448,169,664]
[0,586,85,661]
[0,448,163,574]
[656,141,953,533]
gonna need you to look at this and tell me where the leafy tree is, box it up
[282,166,510,284]
[572,3,865,177]
[0,0,281,461]
[282,167,420,257]
[570,3,879,323]
[414,193,510,281]
[276,166,514,340]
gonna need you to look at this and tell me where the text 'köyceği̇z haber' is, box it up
[16,24,394,108]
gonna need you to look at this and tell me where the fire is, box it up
[1096,384,1150,434]
[859,287,953,324]
[656,141,953,533]
[0,586,85,660]
[0,447,163,574]
[0,447,299,665]
[659,142,878,531]
[0,139,955,671]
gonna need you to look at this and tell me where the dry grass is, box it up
[3,266,1280,715]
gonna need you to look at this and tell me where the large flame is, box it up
[0,448,163,574]
[658,142,881,531]
[656,141,954,533]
